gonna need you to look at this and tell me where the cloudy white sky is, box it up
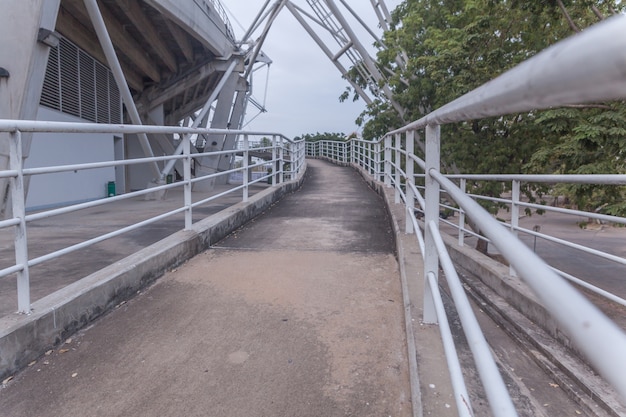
[220,0,403,138]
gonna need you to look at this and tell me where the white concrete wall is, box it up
[25,107,116,210]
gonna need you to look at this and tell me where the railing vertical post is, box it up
[11,131,31,314]
[458,178,466,247]
[405,130,415,234]
[510,180,520,276]
[394,133,401,204]
[374,140,381,181]
[243,135,249,202]
[271,135,277,186]
[350,139,355,165]
[183,132,192,230]
[424,124,441,324]
[384,135,392,187]
[279,136,285,184]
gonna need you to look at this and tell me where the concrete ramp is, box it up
[0,159,414,416]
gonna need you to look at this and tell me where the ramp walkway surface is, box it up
[0,159,414,416]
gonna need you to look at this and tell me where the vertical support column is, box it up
[394,133,401,204]
[458,178,466,247]
[384,135,392,187]
[423,124,441,324]
[11,131,30,314]
[271,135,277,186]
[350,139,355,165]
[183,132,192,230]
[279,137,285,184]
[510,180,520,276]
[405,130,415,234]
[243,135,249,202]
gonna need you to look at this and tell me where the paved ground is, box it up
[0,159,413,416]
[0,180,269,317]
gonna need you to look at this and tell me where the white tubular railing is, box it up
[309,14,626,416]
[0,120,303,315]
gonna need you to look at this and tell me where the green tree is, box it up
[358,0,625,187]
[296,132,347,142]
[347,0,625,250]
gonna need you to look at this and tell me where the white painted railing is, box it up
[308,14,626,416]
[0,121,304,316]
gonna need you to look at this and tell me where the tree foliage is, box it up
[296,132,347,142]
[351,0,626,215]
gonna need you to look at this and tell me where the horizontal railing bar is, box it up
[23,155,185,176]
[513,225,626,266]
[0,120,296,143]
[445,173,626,185]
[427,272,474,417]
[431,168,626,398]
[428,221,518,416]
[0,170,18,179]
[0,217,21,229]
[28,207,188,267]
[390,15,626,132]
[25,182,183,222]
[191,184,247,208]
[551,266,626,308]
[517,201,626,226]
[0,264,25,280]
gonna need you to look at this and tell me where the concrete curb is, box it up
[0,172,305,381]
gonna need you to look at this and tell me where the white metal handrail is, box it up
[306,14,626,416]
[0,121,304,316]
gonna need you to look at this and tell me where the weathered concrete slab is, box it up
[0,159,414,416]
[0,174,304,382]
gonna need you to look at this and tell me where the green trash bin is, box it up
[107,181,116,197]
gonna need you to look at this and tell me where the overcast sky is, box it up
[220,0,403,138]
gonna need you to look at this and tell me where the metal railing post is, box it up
[271,135,277,186]
[424,124,441,324]
[11,131,31,314]
[384,135,392,187]
[510,180,520,276]
[243,135,249,202]
[458,178,466,247]
[394,133,401,204]
[406,130,415,234]
[183,133,192,230]
[279,136,285,184]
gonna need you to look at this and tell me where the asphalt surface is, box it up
[0,159,413,417]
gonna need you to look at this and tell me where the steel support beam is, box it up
[285,2,373,105]
[83,0,161,180]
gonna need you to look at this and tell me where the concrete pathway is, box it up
[0,159,413,416]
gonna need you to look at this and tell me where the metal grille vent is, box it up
[41,36,121,124]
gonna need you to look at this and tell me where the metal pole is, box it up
[394,133,401,204]
[183,134,192,230]
[243,135,249,202]
[11,131,30,314]
[423,124,440,324]
[458,178,466,247]
[83,0,161,180]
[405,131,415,234]
[271,135,277,186]
[510,180,520,276]
[384,135,391,187]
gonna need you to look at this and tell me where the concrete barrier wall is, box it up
[0,172,305,380]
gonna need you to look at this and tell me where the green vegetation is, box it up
[296,132,348,142]
[349,0,626,215]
